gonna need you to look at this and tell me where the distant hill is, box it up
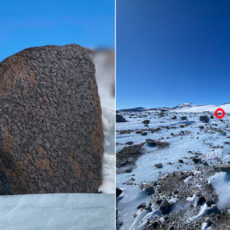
[118,102,230,113]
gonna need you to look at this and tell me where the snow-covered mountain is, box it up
[172,102,197,109]
[119,102,230,114]
[173,103,230,113]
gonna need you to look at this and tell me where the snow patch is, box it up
[209,172,230,209]
[0,193,115,230]
[93,51,115,194]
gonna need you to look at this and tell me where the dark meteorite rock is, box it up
[0,44,103,194]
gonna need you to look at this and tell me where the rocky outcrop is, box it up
[0,44,103,194]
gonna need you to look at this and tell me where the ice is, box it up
[186,194,198,207]
[184,175,193,184]
[0,193,115,230]
[201,222,212,230]
[189,203,217,222]
[93,50,115,194]
[98,152,115,194]
[205,149,222,160]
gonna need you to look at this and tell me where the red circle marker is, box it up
[214,108,225,119]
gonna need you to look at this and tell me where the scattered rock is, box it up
[145,185,155,195]
[119,129,132,135]
[141,132,148,136]
[125,141,134,145]
[136,130,142,134]
[125,167,133,173]
[200,115,209,123]
[192,157,202,164]
[151,221,159,228]
[197,196,206,206]
[173,189,179,195]
[145,139,157,147]
[204,217,212,228]
[146,139,170,149]
[116,143,145,167]
[142,120,150,125]
[167,226,175,230]
[211,127,226,136]
[116,114,127,122]
[137,202,146,209]
[116,188,122,197]
[214,164,230,173]
[155,163,163,169]
[159,199,171,214]
[206,199,215,207]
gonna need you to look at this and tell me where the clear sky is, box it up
[117,0,230,109]
[0,0,114,62]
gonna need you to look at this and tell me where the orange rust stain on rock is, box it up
[74,162,83,175]
[38,146,47,155]
[36,158,52,171]
[0,51,36,98]
[1,126,14,152]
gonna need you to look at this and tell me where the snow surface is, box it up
[209,172,230,210]
[173,102,230,113]
[93,50,115,194]
[117,110,230,229]
[0,193,114,230]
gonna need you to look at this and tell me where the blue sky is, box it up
[0,0,114,62]
[117,0,230,109]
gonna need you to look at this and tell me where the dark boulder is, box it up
[0,44,103,194]
[125,141,134,145]
[137,202,146,209]
[116,114,127,122]
[116,188,122,197]
[159,199,171,214]
[142,120,150,125]
[145,185,155,195]
[155,163,163,169]
[146,139,170,149]
[199,115,209,123]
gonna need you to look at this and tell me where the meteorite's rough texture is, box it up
[0,44,103,194]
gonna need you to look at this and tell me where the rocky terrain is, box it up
[116,105,230,230]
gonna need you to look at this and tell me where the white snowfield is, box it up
[173,102,230,113]
[0,193,115,230]
[93,50,115,194]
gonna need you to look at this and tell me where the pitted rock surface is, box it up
[0,44,103,194]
